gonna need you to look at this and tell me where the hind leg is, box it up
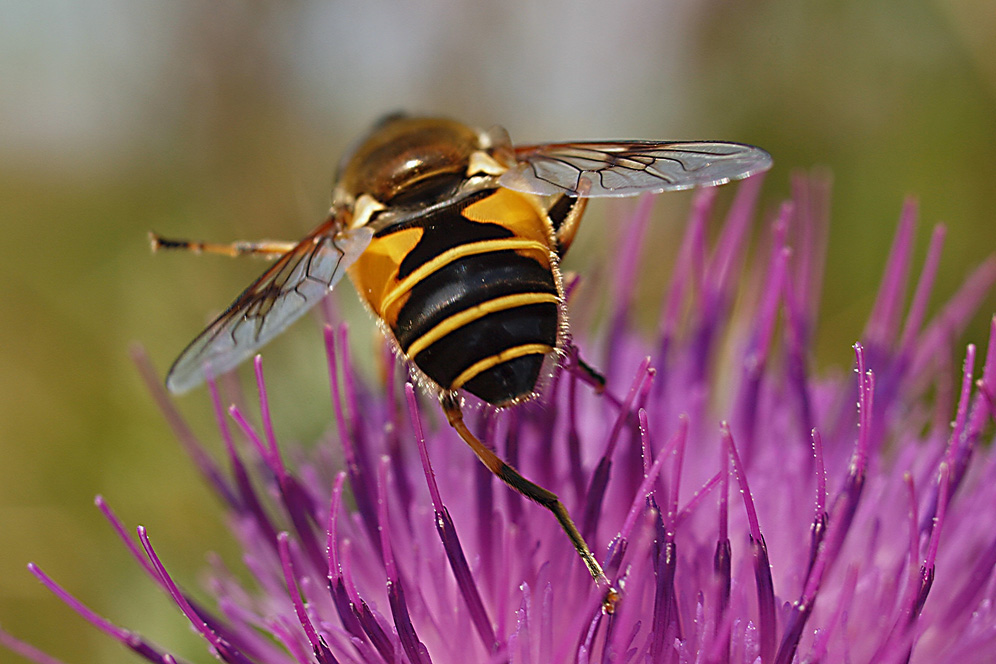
[439,392,619,612]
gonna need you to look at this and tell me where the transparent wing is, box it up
[499,141,772,197]
[165,221,373,393]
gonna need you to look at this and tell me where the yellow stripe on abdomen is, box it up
[405,292,560,359]
[450,343,555,391]
[379,237,550,320]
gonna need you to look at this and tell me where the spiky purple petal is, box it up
[7,174,996,664]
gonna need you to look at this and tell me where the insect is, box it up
[153,114,771,608]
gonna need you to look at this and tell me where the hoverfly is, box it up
[154,114,772,607]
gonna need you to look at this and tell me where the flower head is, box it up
[5,174,996,663]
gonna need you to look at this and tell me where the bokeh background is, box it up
[2,1,994,662]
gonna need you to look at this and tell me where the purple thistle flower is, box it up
[5,173,996,663]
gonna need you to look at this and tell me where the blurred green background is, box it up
[2,1,994,662]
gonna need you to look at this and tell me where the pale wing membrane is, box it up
[500,141,772,197]
[166,224,373,393]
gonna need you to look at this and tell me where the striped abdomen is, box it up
[348,188,562,405]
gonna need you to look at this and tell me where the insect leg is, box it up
[573,352,607,394]
[545,195,588,258]
[439,392,619,612]
[564,342,635,410]
[149,232,297,259]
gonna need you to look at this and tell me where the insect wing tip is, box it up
[164,362,203,395]
[742,144,774,177]
[690,143,773,189]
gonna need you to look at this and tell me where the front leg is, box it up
[149,232,297,259]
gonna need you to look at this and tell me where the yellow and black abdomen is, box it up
[348,188,562,406]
